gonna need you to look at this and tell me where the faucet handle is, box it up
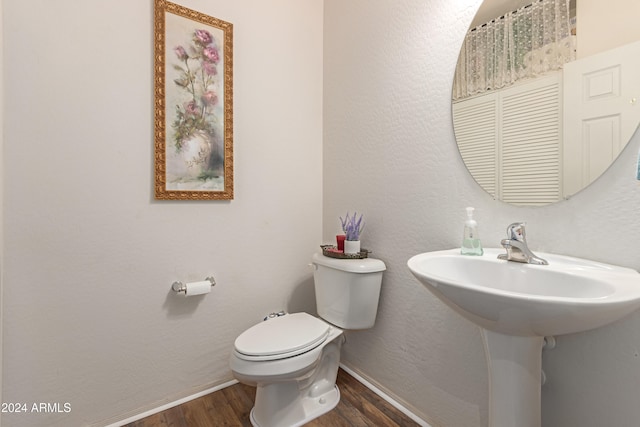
[506,222,526,241]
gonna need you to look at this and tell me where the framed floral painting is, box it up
[154,0,233,200]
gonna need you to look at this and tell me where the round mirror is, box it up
[453,0,640,206]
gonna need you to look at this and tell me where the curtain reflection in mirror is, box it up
[453,0,574,100]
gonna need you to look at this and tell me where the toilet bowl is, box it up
[230,253,386,427]
[230,312,345,427]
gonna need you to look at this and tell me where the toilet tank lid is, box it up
[312,252,386,273]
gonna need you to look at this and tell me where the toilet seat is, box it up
[234,313,330,361]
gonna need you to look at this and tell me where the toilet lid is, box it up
[234,313,330,361]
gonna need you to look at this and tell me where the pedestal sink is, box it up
[407,248,640,427]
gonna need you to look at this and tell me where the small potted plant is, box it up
[340,212,365,254]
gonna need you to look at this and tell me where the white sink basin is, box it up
[407,248,640,336]
[408,247,640,427]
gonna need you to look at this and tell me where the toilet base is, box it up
[250,385,340,427]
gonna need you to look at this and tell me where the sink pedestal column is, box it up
[482,330,544,427]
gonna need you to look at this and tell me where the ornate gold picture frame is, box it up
[154,0,233,200]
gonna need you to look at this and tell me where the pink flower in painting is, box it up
[203,46,220,64]
[202,61,217,76]
[194,29,213,45]
[171,27,222,153]
[184,100,200,117]
[201,91,218,106]
[174,45,188,61]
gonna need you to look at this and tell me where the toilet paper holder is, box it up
[171,276,216,294]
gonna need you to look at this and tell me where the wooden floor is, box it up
[124,368,421,427]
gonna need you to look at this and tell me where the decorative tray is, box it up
[321,245,369,259]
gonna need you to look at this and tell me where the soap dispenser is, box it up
[461,207,483,256]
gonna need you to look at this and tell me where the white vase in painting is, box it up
[180,132,213,179]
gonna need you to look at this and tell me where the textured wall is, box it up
[2,1,323,426]
[5,1,640,426]
[323,1,640,426]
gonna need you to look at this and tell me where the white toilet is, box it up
[230,252,386,427]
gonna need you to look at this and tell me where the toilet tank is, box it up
[311,252,386,329]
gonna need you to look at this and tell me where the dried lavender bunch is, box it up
[340,212,365,241]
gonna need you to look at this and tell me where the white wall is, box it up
[324,1,640,427]
[1,1,323,426]
[577,0,640,58]
[5,1,640,426]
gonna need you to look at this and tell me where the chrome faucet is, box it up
[497,222,548,265]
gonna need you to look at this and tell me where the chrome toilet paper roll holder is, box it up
[171,276,216,294]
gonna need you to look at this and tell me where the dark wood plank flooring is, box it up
[124,368,421,427]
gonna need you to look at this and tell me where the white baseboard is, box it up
[339,364,432,427]
[106,366,431,427]
[104,379,238,427]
